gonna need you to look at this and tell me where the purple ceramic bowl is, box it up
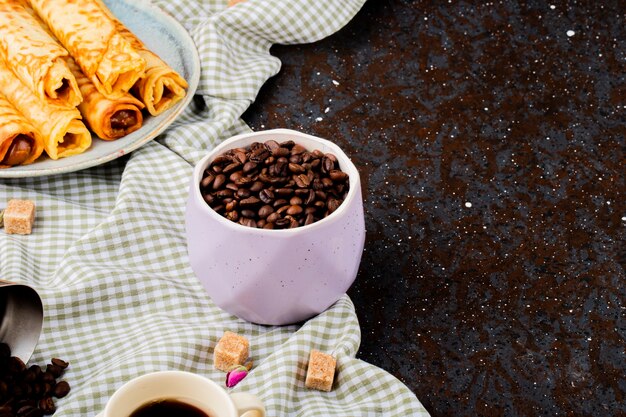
[185,129,365,325]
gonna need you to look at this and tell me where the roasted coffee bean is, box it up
[285,215,299,228]
[8,356,26,373]
[23,368,37,383]
[225,201,238,212]
[203,194,215,204]
[311,149,324,158]
[30,364,44,377]
[272,147,290,157]
[259,189,274,204]
[258,173,272,183]
[275,188,292,197]
[312,179,324,190]
[275,218,290,228]
[294,174,310,188]
[258,205,274,219]
[212,155,231,165]
[243,161,257,173]
[38,398,55,415]
[225,183,238,192]
[201,174,215,188]
[310,158,321,169]
[212,174,226,190]
[239,217,257,228]
[222,162,241,174]
[52,382,70,399]
[17,405,42,417]
[200,139,350,229]
[232,149,247,164]
[241,209,256,219]
[229,171,243,183]
[249,181,264,193]
[264,140,280,153]
[329,170,348,181]
[273,198,288,208]
[215,189,233,199]
[266,212,281,224]
[322,157,335,173]
[250,147,270,163]
[305,189,316,205]
[287,205,303,216]
[327,198,342,213]
[235,188,250,200]
[239,196,261,207]
[42,372,55,384]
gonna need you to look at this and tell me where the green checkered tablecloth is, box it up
[0,0,430,415]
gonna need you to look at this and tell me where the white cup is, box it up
[97,371,264,417]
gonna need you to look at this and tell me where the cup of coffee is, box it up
[185,129,366,325]
[97,371,264,417]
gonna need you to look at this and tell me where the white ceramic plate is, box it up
[0,0,200,178]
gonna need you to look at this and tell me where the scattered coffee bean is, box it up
[38,397,56,415]
[200,140,350,229]
[0,343,70,416]
[52,382,70,399]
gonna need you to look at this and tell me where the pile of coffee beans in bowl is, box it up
[200,139,350,229]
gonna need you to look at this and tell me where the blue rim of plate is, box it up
[0,0,200,178]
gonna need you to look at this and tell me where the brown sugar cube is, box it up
[305,350,336,392]
[213,331,249,372]
[3,199,35,235]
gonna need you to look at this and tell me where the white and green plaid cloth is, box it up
[0,0,429,415]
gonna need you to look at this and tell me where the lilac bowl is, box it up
[185,129,365,325]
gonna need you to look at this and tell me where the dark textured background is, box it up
[242,1,625,416]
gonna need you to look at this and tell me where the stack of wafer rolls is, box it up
[0,0,187,167]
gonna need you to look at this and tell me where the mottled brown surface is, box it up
[242,1,625,416]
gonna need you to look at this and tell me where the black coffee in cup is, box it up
[129,399,211,417]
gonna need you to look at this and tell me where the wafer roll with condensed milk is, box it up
[0,93,43,167]
[66,57,144,140]
[0,55,91,160]
[0,0,82,107]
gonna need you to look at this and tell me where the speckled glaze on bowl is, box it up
[185,129,365,325]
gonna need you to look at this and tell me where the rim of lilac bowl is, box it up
[191,128,361,235]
